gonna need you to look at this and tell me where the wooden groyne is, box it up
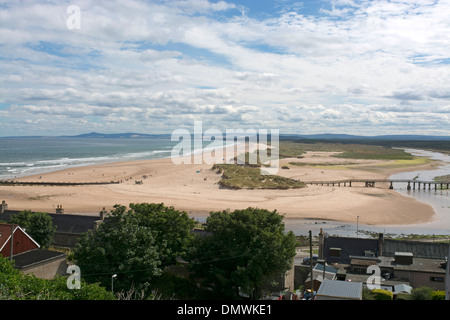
[0,180,121,186]
[302,179,450,191]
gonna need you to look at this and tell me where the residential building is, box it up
[318,229,448,291]
[0,223,39,257]
[0,222,67,279]
[0,201,106,247]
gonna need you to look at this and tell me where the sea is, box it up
[0,136,180,180]
[0,137,449,237]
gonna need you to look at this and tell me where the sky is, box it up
[1,0,450,137]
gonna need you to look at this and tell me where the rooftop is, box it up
[316,279,363,300]
[12,248,66,269]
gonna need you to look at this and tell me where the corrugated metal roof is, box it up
[316,279,362,300]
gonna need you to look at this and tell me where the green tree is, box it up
[186,207,297,299]
[0,255,114,300]
[10,209,33,229]
[72,205,162,294]
[129,203,196,266]
[11,210,56,248]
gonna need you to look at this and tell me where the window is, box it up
[329,247,341,257]
[430,276,444,282]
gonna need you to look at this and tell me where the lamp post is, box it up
[356,216,359,238]
[111,274,117,294]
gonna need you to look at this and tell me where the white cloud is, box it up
[0,0,450,136]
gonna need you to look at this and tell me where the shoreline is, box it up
[0,146,443,227]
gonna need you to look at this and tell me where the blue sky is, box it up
[0,0,450,136]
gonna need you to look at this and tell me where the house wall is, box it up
[1,229,39,258]
[53,233,83,248]
[21,256,68,280]
[284,261,295,292]
[394,270,445,291]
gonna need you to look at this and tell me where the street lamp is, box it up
[356,216,359,238]
[111,274,117,294]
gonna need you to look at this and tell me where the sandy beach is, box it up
[0,145,441,226]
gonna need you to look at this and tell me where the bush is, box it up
[395,293,412,300]
[431,290,445,300]
[372,289,393,300]
[411,286,433,300]
[0,256,114,300]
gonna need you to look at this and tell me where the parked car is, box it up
[302,254,318,265]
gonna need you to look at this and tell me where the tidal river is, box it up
[283,149,450,238]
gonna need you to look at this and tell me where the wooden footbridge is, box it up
[302,179,449,191]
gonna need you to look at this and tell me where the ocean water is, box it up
[0,136,243,180]
[0,137,179,179]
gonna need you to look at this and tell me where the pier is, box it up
[302,179,449,191]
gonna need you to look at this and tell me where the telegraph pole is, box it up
[10,223,14,262]
[309,230,314,299]
[446,243,450,300]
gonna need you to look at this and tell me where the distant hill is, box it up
[61,132,170,139]
[2,132,450,141]
[282,133,450,141]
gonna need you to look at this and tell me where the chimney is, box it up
[99,207,107,221]
[378,233,384,256]
[1,201,7,214]
[318,228,324,259]
[56,205,64,214]
[395,252,413,265]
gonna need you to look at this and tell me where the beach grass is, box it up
[373,158,431,167]
[332,145,414,160]
[278,141,415,160]
[212,163,306,190]
[434,174,450,182]
[288,161,359,167]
